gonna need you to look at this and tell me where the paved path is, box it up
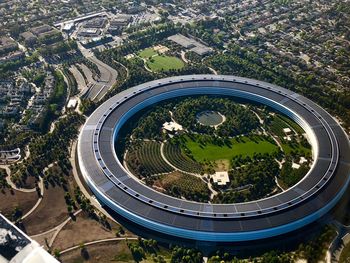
[181,51,188,63]
[31,209,82,248]
[0,165,37,193]
[208,66,218,75]
[329,220,350,262]
[20,177,44,220]
[59,237,138,255]
[77,44,118,101]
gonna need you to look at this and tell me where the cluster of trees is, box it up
[39,39,77,57]
[128,241,146,262]
[170,246,203,263]
[231,150,283,169]
[79,99,96,115]
[208,250,293,263]
[172,96,259,137]
[73,186,95,216]
[43,160,71,189]
[10,113,84,187]
[126,148,153,179]
[0,52,38,76]
[0,168,10,190]
[61,67,78,96]
[127,238,159,262]
[213,155,279,203]
[131,103,173,140]
[38,31,63,46]
[279,158,310,188]
[205,44,350,130]
[295,226,336,263]
[207,226,335,262]
[164,179,210,203]
[181,17,227,49]
[95,24,210,103]
[32,70,68,132]
[0,130,33,149]
[158,172,210,203]
[22,68,46,87]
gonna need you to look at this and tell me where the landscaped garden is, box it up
[180,134,279,164]
[138,47,185,72]
[118,95,313,203]
[146,55,184,72]
[138,47,158,59]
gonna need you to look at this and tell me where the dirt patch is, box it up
[214,159,230,171]
[23,185,69,235]
[0,189,38,218]
[59,240,134,263]
[52,212,122,251]
[21,175,37,189]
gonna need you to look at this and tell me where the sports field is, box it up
[146,55,184,72]
[138,48,157,58]
[182,135,279,162]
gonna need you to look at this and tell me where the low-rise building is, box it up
[0,37,17,55]
[0,213,59,263]
[0,50,24,64]
[211,171,230,186]
[167,34,213,56]
[20,31,37,46]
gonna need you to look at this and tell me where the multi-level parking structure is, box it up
[78,75,350,242]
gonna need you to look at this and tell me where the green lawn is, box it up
[146,55,184,72]
[138,48,157,58]
[182,135,279,162]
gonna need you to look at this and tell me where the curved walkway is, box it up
[329,220,350,262]
[0,162,46,220]
[59,237,138,255]
[31,209,82,248]
[21,177,44,220]
[0,164,38,193]
[208,66,218,75]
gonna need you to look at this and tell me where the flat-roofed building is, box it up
[0,37,17,55]
[211,171,230,186]
[0,214,59,263]
[167,34,213,55]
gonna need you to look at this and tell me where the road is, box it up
[69,65,88,96]
[77,43,118,101]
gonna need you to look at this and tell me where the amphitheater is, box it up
[77,75,350,242]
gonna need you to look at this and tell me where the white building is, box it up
[0,214,59,263]
[211,171,230,186]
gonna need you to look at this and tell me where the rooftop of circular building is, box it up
[77,75,350,242]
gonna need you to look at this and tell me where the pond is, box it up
[196,111,225,126]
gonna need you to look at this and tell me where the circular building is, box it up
[77,75,350,242]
